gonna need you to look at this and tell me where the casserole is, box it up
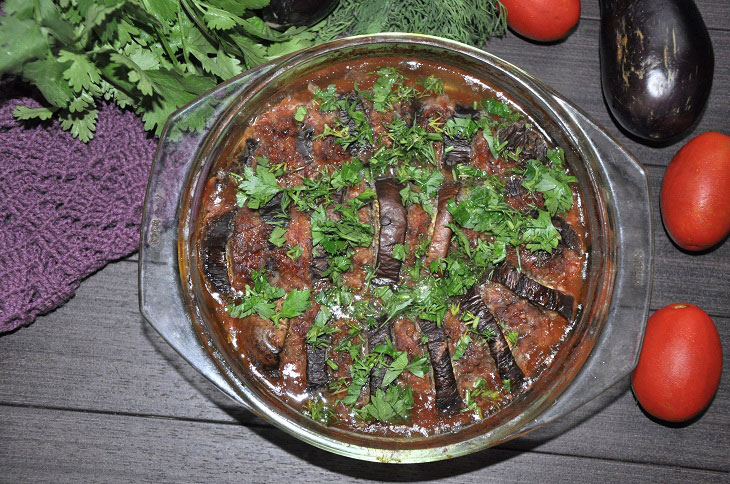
[139,34,652,462]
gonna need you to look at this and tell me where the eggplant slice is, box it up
[372,177,408,287]
[296,124,315,164]
[259,192,286,225]
[493,262,574,321]
[200,210,236,297]
[306,343,329,389]
[498,123,547,163]
[369,316,394,394]
[232,137,258,172]
[462,285,525,386]
[240,314,289,376]
[552,217,580,251]
[418,320,461,413]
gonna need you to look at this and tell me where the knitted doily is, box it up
[0,79,157,332]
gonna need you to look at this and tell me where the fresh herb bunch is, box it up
[0,0,506,142]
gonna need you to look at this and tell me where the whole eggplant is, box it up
[599,0,714,143]
[261,0,339,29]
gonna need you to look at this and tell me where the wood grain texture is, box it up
[1,405,726,484]
[2,2,730,481]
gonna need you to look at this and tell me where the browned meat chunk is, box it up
[227,207,270,292]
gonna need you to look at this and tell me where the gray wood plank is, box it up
[580,0,730,32]
[1,254,728,471]
[0,405,726,484]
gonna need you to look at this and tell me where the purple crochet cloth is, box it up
[0,79,157,333]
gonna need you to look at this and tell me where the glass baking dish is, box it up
[139,34,652,463]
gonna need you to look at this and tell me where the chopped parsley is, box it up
[392,243,408,262]
[357,384,414,423]
[286,245,303,260]
[452,333,472,360]
[268,226,287,247]
[481,98,521,121]
[226,271,310,326]
[302,397,338,426]
[370,67,412,113]
[294,105,307,122]
[232,159,282,210]
[447,179,562,253]
[310,197,375,256]
[521,149,577,215]
[418,75,445,95]
[306,308,339,349]
[463,377,501,419]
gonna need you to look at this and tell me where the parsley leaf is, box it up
[278,289,312,320]
[357,384,414,423]
[235,161,282,210]
[521,158,577,215]
[268,226,287,247]
[392,243,408,262]
[294,105,307,122]
[452,333,472,360]
[306,308,339,348]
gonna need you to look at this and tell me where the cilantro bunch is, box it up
[0,0,506,142]
[1,0,324,141]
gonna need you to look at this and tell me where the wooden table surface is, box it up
[2,2,729,482]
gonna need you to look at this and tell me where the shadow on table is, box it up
[142,318,628,480]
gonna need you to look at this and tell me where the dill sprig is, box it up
[314,0,507,47]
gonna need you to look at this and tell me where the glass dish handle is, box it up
[138,65,277,414]
[522,99,654,431]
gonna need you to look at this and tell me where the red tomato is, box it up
[631,304,723,422]
[500,0,580,42]
[661,132,730,251]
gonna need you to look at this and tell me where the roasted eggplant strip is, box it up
[552,217,581,251]
[296,124,315,164]
[232,137,258,172]
[306,344,329,389]
[442,137,471,170]
[240,314,289,376]
[368,316,394,394]
[200,210,236,298]
[426,183,461,267]
[493,262,574,321]
[498,122,547,163]
[372,177,408,287]
[418,319,461,413]
[259,191,286,225]
[462,285,525,386]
